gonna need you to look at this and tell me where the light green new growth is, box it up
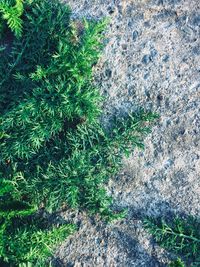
[0,0,24,37]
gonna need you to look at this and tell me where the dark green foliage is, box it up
[0,0,157,218]
[4,111,157,218]
[144,217,200,266]
[0,213,76,266]
[0,0,158,265]
[0,178,75,266]
[0,1,104,160]
[0,179,36,219]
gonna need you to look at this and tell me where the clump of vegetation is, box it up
[0,217,76,266]
[0,0,157,219]
[0,0,158,265]
[0,178,76,266]
[144,216,200,267]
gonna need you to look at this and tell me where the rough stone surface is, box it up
[56,0,200,266]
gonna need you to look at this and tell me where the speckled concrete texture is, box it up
[56,0,200,266]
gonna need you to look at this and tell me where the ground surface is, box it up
[55,0,200,266]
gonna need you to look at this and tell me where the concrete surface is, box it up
[55,0,200,266]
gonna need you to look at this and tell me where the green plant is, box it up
[0,214,76,266]
[0,0,157,218]
[169,258,185,267]
[0,178,76,265]
[144,217,200,266]
[0,0,24,37]
[19,262,53,267]
[6,111,157,219]
[0,0,158,265]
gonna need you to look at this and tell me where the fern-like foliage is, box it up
[0,179,76,266]
[8,111,157,218]
[0,0,158,265]
[144,217,200,267]
[0,214,76,266]
[0,0,24,38]
[0,0,158,219]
